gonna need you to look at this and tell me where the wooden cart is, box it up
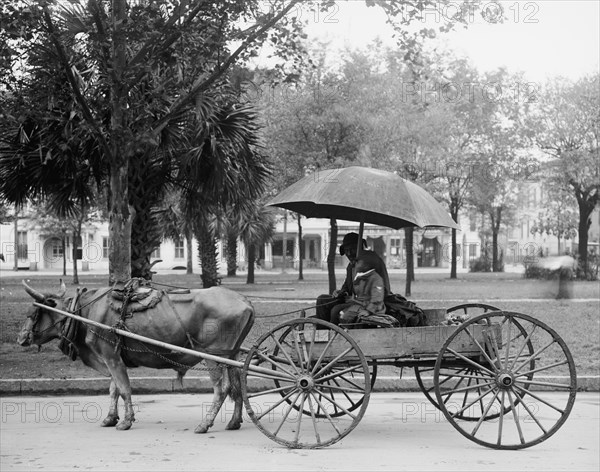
[240,303,577,450]
[38,300,576,451]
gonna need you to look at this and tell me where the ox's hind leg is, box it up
[101,380,120,427]
[195,361,229,434]
[225,364,244,431]
[104,360,135,431]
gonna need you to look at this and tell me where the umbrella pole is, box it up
[357,217,365,258]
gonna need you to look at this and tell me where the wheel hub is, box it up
[296,375,315,391]
[496,371,514,389]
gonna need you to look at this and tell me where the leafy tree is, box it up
[238,203,276,284]
[257,54,365,288]
[530,184,579,255]
[420,58,500,278]
[2,0,492,285]
[531,75,600,278]
[158,190,194,274]
[1,0,306,285]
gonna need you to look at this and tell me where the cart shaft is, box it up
[32,302,279,378]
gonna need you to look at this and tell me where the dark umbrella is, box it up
[268,167,458,253]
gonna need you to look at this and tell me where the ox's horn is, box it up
[57,279,67,298]
[22,280,46,302]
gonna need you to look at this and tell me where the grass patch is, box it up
[1,272,598,380]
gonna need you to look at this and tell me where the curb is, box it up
[1,375,598,396]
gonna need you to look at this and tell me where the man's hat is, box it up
[339,232,367,256]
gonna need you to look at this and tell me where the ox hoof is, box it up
[116,420,133,431]
[101,416,119,427]
[226,421,242,431]
[194,424,210,434]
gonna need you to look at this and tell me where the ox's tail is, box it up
[227,360,243,404]
[227,304,254,404]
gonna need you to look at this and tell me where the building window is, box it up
[272,239,294,258]
[17,231,27,259]
[102,237,109,259]
[469,213,477,232]
[175,238,184,259]
[469,244,477,260]
[390,237,402,256]
[52,240,64,259]
[151,247,161,259]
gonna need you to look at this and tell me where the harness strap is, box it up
[169,297,199,350]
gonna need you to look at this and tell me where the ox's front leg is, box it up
[195,361,228,434]
[105,360,135,431]
[101,380,120,427]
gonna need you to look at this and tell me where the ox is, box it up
[18,280,254,433]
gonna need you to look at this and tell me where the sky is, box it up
[302,0,600,82]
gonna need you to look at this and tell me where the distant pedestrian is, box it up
[541,255,576,299]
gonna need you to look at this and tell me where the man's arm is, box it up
[334,263,354,297]
[366,273,386,313]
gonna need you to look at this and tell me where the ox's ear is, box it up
[57,279,67,298]
[22,280,46,303]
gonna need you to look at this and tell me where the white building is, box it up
[2,195,597,274]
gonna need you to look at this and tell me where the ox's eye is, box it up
[46,299,57,308]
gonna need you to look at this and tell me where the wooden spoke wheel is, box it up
[273,357,377,419]
[434,311,577,449]
[446,303,501,318]
[414,303,505,419]
[241,318,371,449]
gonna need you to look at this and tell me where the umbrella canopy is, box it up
[267,166,459,230]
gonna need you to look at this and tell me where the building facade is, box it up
[2,191,597,274]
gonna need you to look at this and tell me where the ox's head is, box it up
[18,280,67,347]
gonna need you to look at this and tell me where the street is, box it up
[1,392,598,471]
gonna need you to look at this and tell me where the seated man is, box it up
[333,252,387,326]
[315,232,390,324]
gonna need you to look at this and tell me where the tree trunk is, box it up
[405,227,414,297]
[448,192,463,278]
[72,224,81,285]
[186,232,193,274]
[13,205,18,271]
[198,229,219,288]
[107,0,131,287]
[282,210,288,273]
[130,204,160,280]
[226,230,238,277]
[327,218,338,294]
[62,236,67,276]
[297,214,303,281]
[450,228,457,279]
[450,204,459,279]
[129,153,164,280]
[576,198,594,279]
[490,207,503,272]
[246,243,256,284]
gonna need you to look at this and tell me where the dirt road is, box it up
[1,392,598,471]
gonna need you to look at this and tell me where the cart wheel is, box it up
[242,318,370,448]
[273,358,377,418]
[434,311,577,449]
[446,303,501,317]
[415,303,503,418]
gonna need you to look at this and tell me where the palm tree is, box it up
[0,109,102,284]
[239,203,276,284]
[177,101,272,287]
